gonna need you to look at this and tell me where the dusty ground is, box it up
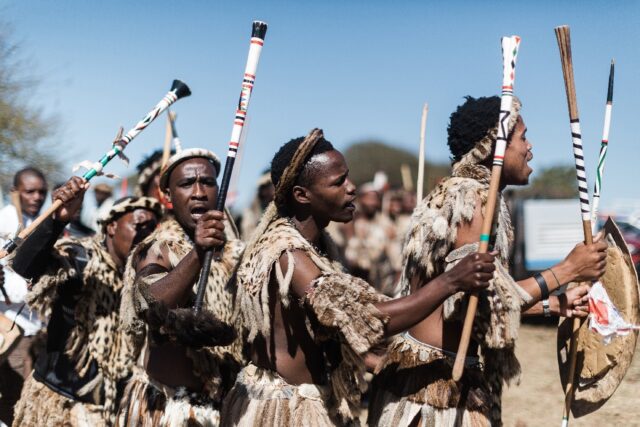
[502,324,640,426]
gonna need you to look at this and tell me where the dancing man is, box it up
[222,129,497,426]
[10,177,161,426]
[368,96,608,426]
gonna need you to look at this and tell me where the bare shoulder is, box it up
[277,249,323,299]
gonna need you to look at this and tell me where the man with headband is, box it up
[9,177,161,426]
[222,129,496,426]
[368,96,608,426]
[117,148,244,426]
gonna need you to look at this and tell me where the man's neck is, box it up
[291,214,325,246]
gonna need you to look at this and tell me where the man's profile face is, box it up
[166,158,218,232]
[297,150,357,224]
[502,116,533,186]
[16,173,47,217]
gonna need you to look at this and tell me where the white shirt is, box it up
[0,204,45,336]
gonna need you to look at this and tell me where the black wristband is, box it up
[534,272,549,300]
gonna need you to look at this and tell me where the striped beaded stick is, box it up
[554,25,593,427]
[591,60,615,230]
[452,35,521,381]
[193,21,268,313]
[0,79,191,259]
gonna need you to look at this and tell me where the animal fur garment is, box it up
[116,369,221,427]
[144,301,236,348]
[118,217,244,399]
[398,167,529,425]
[235,217,389,424]
[24,235,132,421]
[368,333,490,427]
[13,373,107,427]
[395,98,534,425]
[221,363,348,427]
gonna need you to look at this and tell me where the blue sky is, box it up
[3,0,639,211]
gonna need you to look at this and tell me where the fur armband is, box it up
[305,272,389,354]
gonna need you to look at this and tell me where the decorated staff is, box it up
[193,20,268,313]
[0,79,191,259]
[554,24,595,427]
[416,103,428,201]
[452,35,521,381]
[591,60,615,229]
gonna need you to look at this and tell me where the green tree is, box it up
[343,140,450,192]
[0,25,60,194]
[516,165,578,199]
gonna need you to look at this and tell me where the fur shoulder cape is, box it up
[400,162,532,424]
[26,235,128,418]
[119,217,244,374]
[236,217,389,423]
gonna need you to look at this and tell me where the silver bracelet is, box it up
[543,299,551,317]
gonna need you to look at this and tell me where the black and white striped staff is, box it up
[193,21,268,312]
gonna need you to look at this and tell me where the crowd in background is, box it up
[0,163,416,426]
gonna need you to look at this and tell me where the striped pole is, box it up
[452,35,521,381]
[193,21,268,313]
[554,25,596,427]
[0,79,191,258]
[591,60,615,230]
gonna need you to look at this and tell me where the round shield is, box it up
[557,217,640,418]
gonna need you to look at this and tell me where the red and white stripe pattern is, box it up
[227,30,266,158]
[494,36,521,167]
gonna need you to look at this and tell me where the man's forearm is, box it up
[376,275,455,336]
[11,216,67,279]
[146,248,203,308]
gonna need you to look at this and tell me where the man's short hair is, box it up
[447,96,500,163]
[13,166,46,188]
[270,136,334,189]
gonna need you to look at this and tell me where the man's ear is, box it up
[106,221,117,238]
[292,185,311,205]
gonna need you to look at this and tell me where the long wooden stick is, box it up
[416,103,428,201]
[452,35,521,381]
[10,191,24,230]
[555,25,593,427]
